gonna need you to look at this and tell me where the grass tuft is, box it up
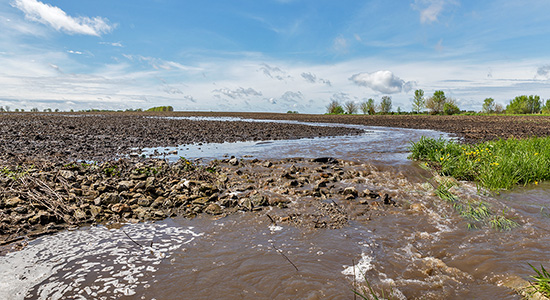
[409,136,550,190]
[527,264,550,297]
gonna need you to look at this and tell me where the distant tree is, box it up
[364,98,376,115]
[380,96,392,114]
[146,106,174,112]
[506,95,542,114]
[412,89,425,113]
[70,109,74,112]
[0,106,4,112]
[55,108,60,112]
[21,109,25,112]
[426,90,446,114]
[14,108,19,112]
[542,99,550,114]
[5,106,10,112]
[482,98,495,113]
[397,106,402,114]
[443,98,460,115]
[326,100,344,114]
[31,107,39,112]
[286,110,299,114]
[344,101,358,114]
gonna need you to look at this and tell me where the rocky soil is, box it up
[1,156,407,254]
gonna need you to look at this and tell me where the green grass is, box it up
[409,136,550,190]
[528,264,550,297]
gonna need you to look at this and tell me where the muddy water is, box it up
[1,119,549,299]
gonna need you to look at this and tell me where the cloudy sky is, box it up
[1,0,550,113]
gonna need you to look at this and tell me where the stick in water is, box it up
[122,229,143,248]
[270,242,298,272]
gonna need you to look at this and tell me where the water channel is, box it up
[1,117,549,299]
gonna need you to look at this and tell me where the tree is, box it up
[443,98,460,115]
[0,106,4,112]
[362,98,376,115]
[326,100,344,114]
[412,89,425,113]
[344,101,358,114]
[380,96,392,114]
[426,90,446,114]
[506,95,542,114]
[482,98,495,113]
[542,99,550,114]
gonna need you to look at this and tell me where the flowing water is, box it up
[1,118,549,299]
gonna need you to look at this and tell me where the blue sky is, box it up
[1,0,550,113]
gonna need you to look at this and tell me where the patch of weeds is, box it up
[102,164,120,177]
[179,157,196,172]
[409,136,550,190]
[527,264,550,297]
[1,165,33,180]
[431,177,518,231]
[353,275,396,300]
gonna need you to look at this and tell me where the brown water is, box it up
[1,121,549,300]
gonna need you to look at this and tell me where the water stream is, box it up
[1,118,549,299]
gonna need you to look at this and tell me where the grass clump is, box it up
[409,136,550,190]
[430,177,518,230]
[527,264,550,297]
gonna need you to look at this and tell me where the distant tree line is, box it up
[326,89,550,115]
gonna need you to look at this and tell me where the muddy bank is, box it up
[160,111,550,143]
[1,156,410,254]
[0,113,363,164]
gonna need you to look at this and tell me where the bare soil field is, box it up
[163,111,550,143]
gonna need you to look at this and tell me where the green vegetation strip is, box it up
[409,136,550,191]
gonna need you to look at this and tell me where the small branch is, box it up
[270,242,298,272]
[266,214,276,225]
[122,229,143,248]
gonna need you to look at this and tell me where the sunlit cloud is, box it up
[11,0,114,36]
[349,70,415,94]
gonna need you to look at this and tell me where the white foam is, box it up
[341,251,374,282]
[0,222,203,300]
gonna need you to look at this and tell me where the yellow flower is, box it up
[535,153,539,156]
[535,181,539,185]
[440,157,444,161]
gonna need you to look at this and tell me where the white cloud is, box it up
[301,72,332,86]
[412,0,457,24]
[349,70,415,94]
[11,0,114,36]
[258,63,290,81]
[100,42,123,47]
[536,64,550,78]
[333,36,348,53]
[212,87,262,99]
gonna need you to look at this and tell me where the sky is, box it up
[1,0,550,113]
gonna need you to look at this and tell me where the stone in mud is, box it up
[238,198,253,211]
[100,192,120,205]
[151,197,165,209]
[312,157,338,164]
[229,157,239,166]
[267,195,290,206]
[14,206,28,214]
[59,170,76,181]
[138,198,153,207]
[28,211,51,225]
[251,194,268,207]
[263,161,273,168]
[343,187,358,197]
[111,203,131,214]
[130,173,148,180]
[205,203,223,215]
[74,209,87,220]
[5,197,23,208]
[220,198,237,208]
[383,194,396,206]
[117,181,133,192]
[89,205,103,217]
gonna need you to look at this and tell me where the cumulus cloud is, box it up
[280,91,303,103]
[349,70,415,94]
[11,0,114,36]
[212,87,262,99]
[301,72,332,86]
[258,63,291,81]
[536,64,550,78]
[412,0,457,24]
